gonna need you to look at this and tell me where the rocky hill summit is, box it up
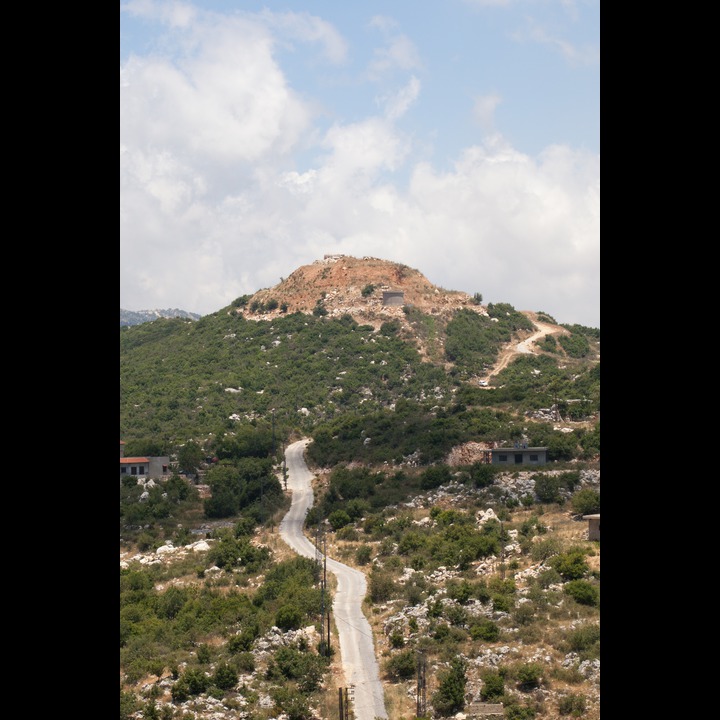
[241,255,485,329]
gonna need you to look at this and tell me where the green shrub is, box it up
[385,649,416,680]
[516,662,543,691]
[276,604,303,631]
[196,644,212,664]
[355,545,372,565]
[445,604,468,627]
[534,474,563,503]
[491,594,511,613]
[446,580,473,604]
[270,686,314,720]
[480,670,504,700]
[529,536,561,562]
[564,623,600,656]
[212,662,238,690]
[120,689,139,720]
[171,667,209,701]
[328,509,352,530]
[502,697,538,719]
[469,618,500,642]
[228,627,257,653]
[551,551,589,580]
[513,602,536,626]
[368,569,396,602]
[536,568,562,588]
[432,657,467,716]
[234,652,255,672]
[570,488,600,515]
[563,579,599,606]
[558,693,587,716]
[336,526,358,540]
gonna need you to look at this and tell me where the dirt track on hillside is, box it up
[482,312,570,382]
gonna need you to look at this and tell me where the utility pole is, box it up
[271,408,276,458]
[323,531,330,655]
[317,525,325,651]
[500,520,506,581]
[282,442,287,490]
[416,650,427,718]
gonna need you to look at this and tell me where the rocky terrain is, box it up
[243,255,484,327]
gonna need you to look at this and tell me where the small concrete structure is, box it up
[583,513,600,541]
[382,290,404,306]
[490,446,548,466]
[464,702,504,718]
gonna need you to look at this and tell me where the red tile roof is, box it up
[120,457,150,464]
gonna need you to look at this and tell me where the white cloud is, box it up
[380,76,421,121]
[514,18,599,66]
[121,0,198,27]
[366,21,422,79]
[259,9,348,64]
[472,93,503,132]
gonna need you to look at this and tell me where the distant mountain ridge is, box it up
[120,308,202,327]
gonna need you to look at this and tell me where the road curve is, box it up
[279,439,388,720]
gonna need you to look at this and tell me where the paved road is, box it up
[279,439,388,720]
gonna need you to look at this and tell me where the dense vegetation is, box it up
[120,303,599,463]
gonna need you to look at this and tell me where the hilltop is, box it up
[243,255,481,325]
[236,255,589,370]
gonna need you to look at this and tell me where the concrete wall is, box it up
[585,515,600,541]
[382,291,404,306]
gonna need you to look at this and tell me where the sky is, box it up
[120,0,600,328]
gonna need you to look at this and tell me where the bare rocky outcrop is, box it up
[240,255,484,328]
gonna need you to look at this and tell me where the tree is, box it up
[563,579,599,607]
[385,649,416,680]
[212,662,238,690]
[480,670,504,700]
[570,488,600,515]
[276,604,303,631]
[516,662,543,691]
[432,657,467,716]
[550,550,589,580]
[178,442,203,476]
[328,509,351,531]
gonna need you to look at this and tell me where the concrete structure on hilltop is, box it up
[382,290,405,306]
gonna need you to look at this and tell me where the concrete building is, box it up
[120,440,170,480]
[583,513,600,541]
[490,446,548,466]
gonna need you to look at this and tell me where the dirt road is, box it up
[483,314,569,381]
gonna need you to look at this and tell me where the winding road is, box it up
[279,439,388,720]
